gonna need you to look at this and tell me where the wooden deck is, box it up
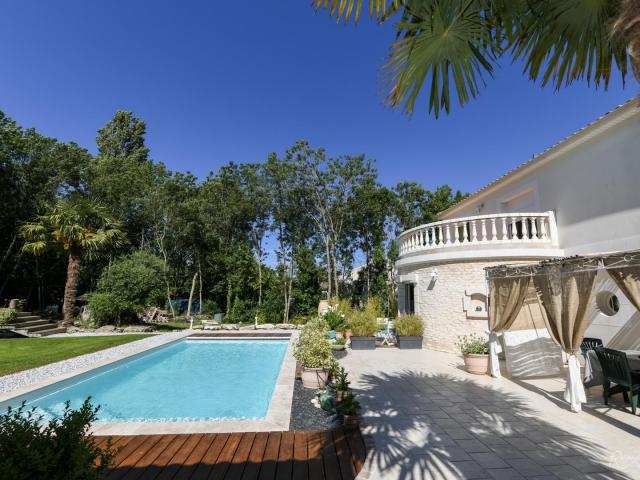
[96,426,366,480]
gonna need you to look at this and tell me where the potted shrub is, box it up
[294,319,333,388]
[394,314,424,349]
[338,392,360,425]
[348,310,377,350]
[333,365,350,401]
[324,310,346,338]
[331,337,347,351]
[456,333,489,375]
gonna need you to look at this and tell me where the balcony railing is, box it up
[398,211,559,257]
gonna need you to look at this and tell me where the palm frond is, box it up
[510,0,629,89]
[612,0,640,79]
[382,0,500,117]
[314,0,406,23]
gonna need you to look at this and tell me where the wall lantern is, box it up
[430,268,439,279]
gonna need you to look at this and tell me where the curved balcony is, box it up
[396,211,563,267]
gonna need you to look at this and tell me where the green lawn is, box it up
[0,335,154,376]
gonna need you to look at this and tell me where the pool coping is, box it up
[0,330,298,435]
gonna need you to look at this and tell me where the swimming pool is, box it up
[2,339,289,422]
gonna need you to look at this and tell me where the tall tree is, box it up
[20,198,125,323]
[314,0,638,117]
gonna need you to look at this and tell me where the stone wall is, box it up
[398,259,525,353]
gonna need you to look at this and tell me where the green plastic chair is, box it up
[594,347,640,415]
[580,337,603,355]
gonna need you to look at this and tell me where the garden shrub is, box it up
[294,318,332,368]
[90,251,166,325]
[348,309,378,337]
[0,308,17,326]
[0,399,114,480]
[394,314,424,337]
[456,334,488,355]
[323,310,346,332]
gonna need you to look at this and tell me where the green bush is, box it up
[456,334,488,355]
[363,296,384,320]
[90,251,166,325]
[348,310,377,337]
[0,399,114,480]
[324,310,346,332]
[294,319,333,369]
[394,314,424,337]
[0,308,17,326]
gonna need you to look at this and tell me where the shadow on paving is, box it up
[354,370,633,480]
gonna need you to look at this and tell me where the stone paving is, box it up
[340,348,640,480]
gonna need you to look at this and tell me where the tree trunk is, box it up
[187,271,198,317]
[324,238,332,299]
[0,233,17,274]
[62,251,81,325]
[198,259,203,314]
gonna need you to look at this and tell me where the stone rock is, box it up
[239,324,255,330]
[221,324,239,330]
[96,325,123,333]
[276,323,296,330]
[123,325,155,333]
[256,323,275,330]
[66,326,86,333]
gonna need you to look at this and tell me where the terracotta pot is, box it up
[336,331,344,340]
[335,389,348,402]
[301,366,330,389]
[463,353,489,375]
[345,329,353,340]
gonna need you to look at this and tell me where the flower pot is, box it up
[335,389,348,402]
[331,343,346,351]
[350,336,375,350]
[336,331,344,340]
[345,329,353,340]
[397,336,423,349]
[301,366,330,389]
[463,353,489,375]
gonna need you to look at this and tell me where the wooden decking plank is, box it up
[110,435,165,480]
[120,434,178,480]
[240,431,269,480]
[292,431,309,480]
[108,435,154,472]
[189,432,230,480]
[319,431,341,480]
[332,428,357,480]
[343,426,366,475]
[223,432,256,480]
[208,432,243,479]
[306,432,325,480]
[274,431,295,480]
[93,435,113,449]
[172,434,218,480]
[257,432,281,480]
[154,434,204,480]
[137,434,192,480]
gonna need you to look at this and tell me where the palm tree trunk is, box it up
[62,250,81,324]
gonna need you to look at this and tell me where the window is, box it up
[404,283,415,315]
[596,291,620,316]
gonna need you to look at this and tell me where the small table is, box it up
[584,349,640,388]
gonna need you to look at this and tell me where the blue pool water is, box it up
[4,339,288,422]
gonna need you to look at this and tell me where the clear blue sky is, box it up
[1,0,637,195]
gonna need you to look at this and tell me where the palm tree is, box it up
[314,0,640,117]
[20,198,125,324]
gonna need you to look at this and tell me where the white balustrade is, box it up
[398,211,558,256]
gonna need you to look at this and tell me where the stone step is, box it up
[11,319,50,329]
[16,311,33,317]
[30,327,67,337]
[9,316,43,325]
[19,322,58,333]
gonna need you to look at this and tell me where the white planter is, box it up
[301,366,329,389]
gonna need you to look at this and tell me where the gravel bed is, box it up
[288,378,342,431]
[0,331,190,394]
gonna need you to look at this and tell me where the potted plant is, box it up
[333,365,350,401]
[294,319,333,388]
[394,314,424,349]
[348,310,377,350]
[331,337,347,351]
[456,333,489,375]
[338,392,360,425]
